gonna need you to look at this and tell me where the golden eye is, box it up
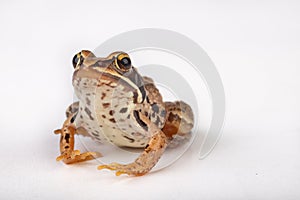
[72,53,83,68]
[115,53,132,71]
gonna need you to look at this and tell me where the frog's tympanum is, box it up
[54,50,194,176]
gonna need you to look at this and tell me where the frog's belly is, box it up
[75,112,150,148]
[97,125,149,148]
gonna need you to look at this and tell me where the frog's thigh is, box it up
[159,101,194,148]
[162,101,194,138]
[142,76,154,84]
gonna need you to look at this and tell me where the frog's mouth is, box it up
[73,67,146,104]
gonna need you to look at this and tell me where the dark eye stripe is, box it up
[126,69,146,103]
[133,110,148,131]
[139,86,146,103]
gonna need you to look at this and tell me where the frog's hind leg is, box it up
[54,114,100,164]
[98,112,168,176]
[162,101,194,147]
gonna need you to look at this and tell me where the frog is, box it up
[54,50,194,176]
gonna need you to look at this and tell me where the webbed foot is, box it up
[98,162,148,176]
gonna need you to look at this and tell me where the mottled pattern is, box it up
[55,50,194,176]
[73,76,151,147]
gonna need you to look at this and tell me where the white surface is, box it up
[0,0,300,199]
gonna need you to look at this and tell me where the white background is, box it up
[0,0,299,199]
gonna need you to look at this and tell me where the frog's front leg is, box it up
[54,114,100,164]
[98,113,167,176]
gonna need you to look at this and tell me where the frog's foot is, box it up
[98,162,148,176]
[54,115,101,164]
[98,129,167,176]
[56,149,100,164]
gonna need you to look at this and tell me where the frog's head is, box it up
[72,50,146,104]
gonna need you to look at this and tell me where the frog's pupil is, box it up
[72,55,79,68]
[121,57,131,68]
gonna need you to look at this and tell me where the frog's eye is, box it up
[72,53,83,68]
[115,53,132,72]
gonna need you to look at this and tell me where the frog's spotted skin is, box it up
[54,50,194,176]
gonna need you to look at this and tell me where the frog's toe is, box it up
[97,163,147,176]
[57,151,101,164]
[97,163,123,174]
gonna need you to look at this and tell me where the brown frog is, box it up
[54,50,194,176]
